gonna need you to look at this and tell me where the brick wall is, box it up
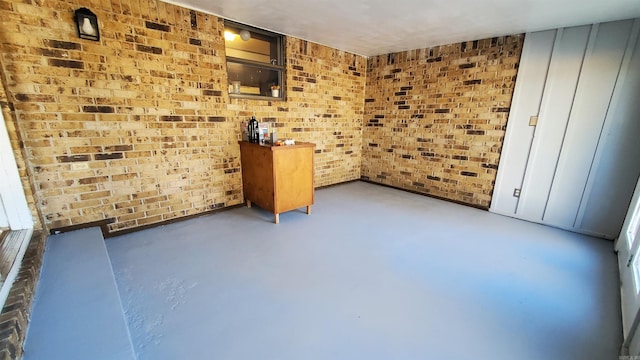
[0,0,365,234]
[362,36,524,208]
[231,39,365,187]
[0,0,521,232]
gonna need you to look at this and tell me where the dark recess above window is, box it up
[224,21,285,100]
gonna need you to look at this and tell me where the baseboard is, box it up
[49,218,115,238]
[105,203,245,238]
[315,179,360,191]
[358,178,489,211]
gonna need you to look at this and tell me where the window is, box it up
[627,200,640,248]
[224,21,285,100]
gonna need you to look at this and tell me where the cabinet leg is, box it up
[246,200,251,208]
[274,213,279,224]
[306,205,311,215]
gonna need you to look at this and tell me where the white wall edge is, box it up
[0,111,33,230]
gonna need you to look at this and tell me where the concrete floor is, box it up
[107,181,622,360]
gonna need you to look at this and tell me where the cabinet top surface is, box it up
[238,141,316,150]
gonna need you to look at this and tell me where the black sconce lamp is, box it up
[75,8,100,41]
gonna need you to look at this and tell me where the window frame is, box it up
[224,20,286,101]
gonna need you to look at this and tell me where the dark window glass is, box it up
[224,21,285,99]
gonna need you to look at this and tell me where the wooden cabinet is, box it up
[238,141,315,224]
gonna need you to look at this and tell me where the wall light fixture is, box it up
[75,8,100,41]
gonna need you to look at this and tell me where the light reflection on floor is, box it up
[107,181,622,360]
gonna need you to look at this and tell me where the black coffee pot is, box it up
[247,117,259,143]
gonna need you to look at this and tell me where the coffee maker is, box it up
[247,117,259,143]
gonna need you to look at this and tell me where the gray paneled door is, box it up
[491,18,640,239]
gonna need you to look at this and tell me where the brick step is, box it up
[22,227,136,360]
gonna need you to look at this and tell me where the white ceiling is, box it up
[165,0,640,56]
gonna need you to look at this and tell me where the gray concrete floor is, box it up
[107,181,622,360]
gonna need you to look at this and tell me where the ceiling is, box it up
[164,0,640,56]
